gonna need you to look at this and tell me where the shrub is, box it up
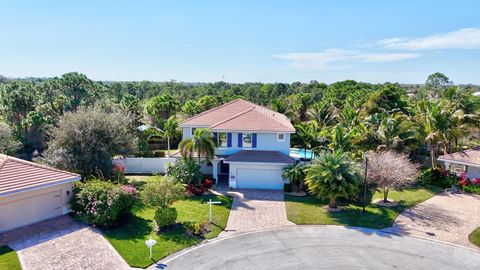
[202,178,214,189]
[111,164,127,184]
[154,207,177,228]
[166,159,203,184]
[418,168,456,188]
[153,150,166,158]
[141,176,185,208]
[463,185,480,194]
[472,178,480,187]
[186,184,205,196]
[458,173,470,187]
[71,180,135,228]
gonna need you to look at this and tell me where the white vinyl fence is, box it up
[113,157,177,174]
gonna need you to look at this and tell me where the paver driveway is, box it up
[389,192,480,250]
[0,216,130,270]
[219,189,294,237]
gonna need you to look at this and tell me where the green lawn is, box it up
[0,246,21,270]
[469,227,480,248]
[103,194,232,268]
[285,185,443,229]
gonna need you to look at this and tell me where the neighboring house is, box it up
[175,98,295,190]
[438,147,480,178]
[0,154,81,233]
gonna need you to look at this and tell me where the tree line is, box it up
[0,71,479,178]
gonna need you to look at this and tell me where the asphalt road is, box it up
[156,226,480,270]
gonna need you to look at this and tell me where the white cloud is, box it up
[273,49,420,70]
[378,28,480,50]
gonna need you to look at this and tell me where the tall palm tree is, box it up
[307,101,336,128]
[305,150,360,209]
[179,128,216,167]
[282,163,305,192]
[163,116,180,154]
[293,122,322,163]
[376,114,416,152]
[417,100,451,167]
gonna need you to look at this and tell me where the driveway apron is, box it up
[388,192,480,250]
[219,189,294,237]
[0,215,130,270]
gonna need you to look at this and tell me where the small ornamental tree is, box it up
[367,150,420,203]
[141,176,185,228]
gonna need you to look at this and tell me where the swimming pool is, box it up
[290,148,315,160]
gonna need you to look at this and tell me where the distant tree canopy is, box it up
[0,71,478,175]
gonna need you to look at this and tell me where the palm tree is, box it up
[376,114,416,152]
[293,122,322,163]
[417,100,451,167]
[163,116,180,154]
[305,150,360,210]
[179,128,216,172]
[282,163,305,192]
[307,101,336,128]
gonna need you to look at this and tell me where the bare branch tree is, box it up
[367,150,420,202]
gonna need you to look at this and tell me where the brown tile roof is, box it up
[225,150,295,164]
[180,99,295,133]
[438,147,480,166]
[0,154,81,196]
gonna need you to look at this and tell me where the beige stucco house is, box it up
[0,154,81,233]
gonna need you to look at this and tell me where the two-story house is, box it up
[175,98,295,190]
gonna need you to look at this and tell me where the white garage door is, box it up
[0,190,63,232]
[236,168,284,190]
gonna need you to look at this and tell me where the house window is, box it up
[191,127,196,136]
[218,132,227,148]
[277,133,285,142]
[242,133,252,148]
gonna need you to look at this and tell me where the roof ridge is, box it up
[0,154,8,170]
[180,98,247,125]
[209,108,254,129]
[0,154,80,177]
[238,99,294,130]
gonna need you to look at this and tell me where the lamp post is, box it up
[362,151,369,214]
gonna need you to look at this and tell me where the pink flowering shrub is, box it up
[71,180,136,228]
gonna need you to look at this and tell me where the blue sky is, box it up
[1,0,480,84]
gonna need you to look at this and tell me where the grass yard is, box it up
[285,185,443,229]
[469,227,480,248]
[103,194,232,268]
[0,246,21,270]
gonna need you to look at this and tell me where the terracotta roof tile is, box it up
[0,154,80,196]
[180,99,295,133]
[438,147,480,166]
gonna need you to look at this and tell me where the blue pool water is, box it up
[290,148,315,160]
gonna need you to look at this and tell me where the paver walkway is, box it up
[388,192,480,250]
[0,216,130,270]
[218,189,294,237]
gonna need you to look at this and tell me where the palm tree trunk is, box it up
[430,145,437,168]
[383,187,389,203]
[167,136,171,154]
[329,197,337,208]
[198,154,202,185]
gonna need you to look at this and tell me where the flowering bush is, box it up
[71,180,136,228]
[458,172,470,187]
[186,184,205,196]
[418,168,457,188]
[121,184,137,198]
[111,164,127,184]
[202,178,214,189]
[166,159,203,184]
[472,178,480,187]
